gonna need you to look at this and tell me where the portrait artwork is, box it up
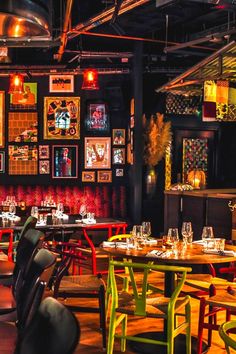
[52,145,78,178]
[85,102,109,132]
[84,137,111,169]
[10,83,37,110]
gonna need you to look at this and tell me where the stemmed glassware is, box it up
[167,228,179,242]
[142,221,151,238]
[181,222,193,244]
[57,203,64,217]
[201,226,214,240]
[79,204,87,220]
[31,206,39,219]
[9,203,16,218]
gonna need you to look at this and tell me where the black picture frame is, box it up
[85,101,110,133]
[52,145,78,178]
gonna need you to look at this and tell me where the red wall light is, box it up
[8,73,24,94]
[82,69,99,90]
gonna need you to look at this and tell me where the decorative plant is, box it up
[143,112,172,167]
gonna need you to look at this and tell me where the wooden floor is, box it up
[73,294,230,354]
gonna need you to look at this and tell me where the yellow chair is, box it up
[107,260,192,354]
[219,320,236,354]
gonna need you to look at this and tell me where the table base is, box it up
[128,332,209,354]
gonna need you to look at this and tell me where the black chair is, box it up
[15,297,80,354]
[0,228,46,320]
[0,216,38,283]
[0,248,56,354]
[47,241,106,350]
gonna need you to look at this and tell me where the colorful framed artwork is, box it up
[116,168,123,177]
[8,145,38,175]
[82,171,96,182]
[52,145,78,179]
[112,129,125,145]
[44,97,80,140]
[112,148,125,164]
[39,145,50,159]
[84,137,111,169]
[10,83,37,110]
[85,101,109,132]
[0,151,5,173]
[0,92,4,148]
[49,75,74,93]
[97,170,112,183]
[8,112,38,142]
[39,160,50,174]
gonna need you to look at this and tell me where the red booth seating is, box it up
[0,185,127,218]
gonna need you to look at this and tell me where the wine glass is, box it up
[9,203,16,218]
[142,221,151,242]
[181,222,193,244]
[201,226,214,240]
[167,228,179,242]
[31,206,39,219]
[57,203,64,217]
[79,204,87,220]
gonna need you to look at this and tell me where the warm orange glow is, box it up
[8,73,24,94]
[187,170,206,189]
[82,69,99,90]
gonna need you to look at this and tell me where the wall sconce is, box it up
[8,73,24,94]
[82,69,99,90]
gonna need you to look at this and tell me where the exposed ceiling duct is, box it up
[0,0,51,38]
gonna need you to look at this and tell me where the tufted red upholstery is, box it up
[0,185,127,218]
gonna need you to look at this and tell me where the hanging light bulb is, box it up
[82,69,99,90]
[8,73,24,94]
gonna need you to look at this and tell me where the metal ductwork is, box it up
[0,0,51,38]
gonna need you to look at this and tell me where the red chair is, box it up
[0,229,14,262]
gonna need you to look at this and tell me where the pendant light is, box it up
[82,69,99,90]
[8,73,24,94]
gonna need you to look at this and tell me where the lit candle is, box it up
[193,177,200,189]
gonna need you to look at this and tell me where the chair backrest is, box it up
[17,216,37,244]
[219,320,236,354]
[16,248,56,330]
[17,297,80,354]
[13,229,45,299]
[109,260,192,316]
[108,233,131,242]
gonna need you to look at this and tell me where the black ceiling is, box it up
[1,0,236,79]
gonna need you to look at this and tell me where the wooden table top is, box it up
[101,241,236,265]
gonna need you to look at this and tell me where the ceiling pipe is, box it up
[66,0,151,41]
[57,0,74,62]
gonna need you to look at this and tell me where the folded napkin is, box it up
[101,241,134,249]
[203,249,236,257]
[102,241,116,248]
[193,240,205,245]
[36,220,47,226]
[146,249,172,258]
[82,218,96,224]
[145,238,158,245]
[8,215,21,221]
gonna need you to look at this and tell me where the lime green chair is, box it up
[107,260,192,354]
[219,320,236,354]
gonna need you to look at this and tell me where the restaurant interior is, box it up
[1,1,236,353]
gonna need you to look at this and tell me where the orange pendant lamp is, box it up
[8,73,24,94]
[82,69,99,90]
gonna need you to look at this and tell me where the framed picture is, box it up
[0,92,4,148]
[8,145,38,175]
[97,170,112,183]
[39,145,50,159]
[116,168,124,177]
[8,112,38,142]
[85,101,109,132]
[112,129,125,145]
[10,83,37,110]
[82,171,95,182]
[49,75,74,93]
[112,148,125,164]
[84,137,111,169]
[39,160,50,174]
[52,145,78,179]
[0,151,5,173]
[44,97,80,140]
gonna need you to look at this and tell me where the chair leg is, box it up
[98,286,106,350]
[186,301,191,354]
[107,308,117,354]
[121,314,127,352]
[208,304,213,347]
[167,314,174,354]
[197,297,206,354]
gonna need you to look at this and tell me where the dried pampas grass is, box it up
[143,112,172,167]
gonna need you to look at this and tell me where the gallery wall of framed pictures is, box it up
[0,74,130,186]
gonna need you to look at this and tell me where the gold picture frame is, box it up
[82,171,96,182]
[44,97,80,140]
[84,137,111,169]
[97,170,112,183]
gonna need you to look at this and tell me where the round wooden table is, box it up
[102,241,236,354]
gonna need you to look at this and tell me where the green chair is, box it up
[219,320,236,354]
[107,260,192,354]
